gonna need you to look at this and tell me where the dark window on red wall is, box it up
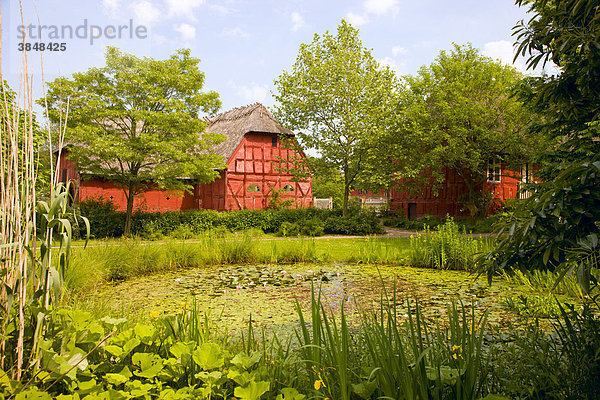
[272,136,278,147]
[61,169,67,182]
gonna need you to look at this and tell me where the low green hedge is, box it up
[76,197,383,238]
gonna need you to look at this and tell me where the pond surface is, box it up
[97,263,533,335]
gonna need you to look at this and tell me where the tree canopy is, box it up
[390,44,538,216]
[273,20,399,216]
[43,47,225,235]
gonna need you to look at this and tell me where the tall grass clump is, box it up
[217,233,257,264]
[294,283,489,400]
[269,238,318,264]
[409,218,492,271]
[0,29,88,380]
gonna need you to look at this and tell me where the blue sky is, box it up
[3,0,540,114]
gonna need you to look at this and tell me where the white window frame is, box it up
[487,158,501,183]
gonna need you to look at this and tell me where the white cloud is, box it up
[130,0,162,26]
[174,23,196,40]
[364,0,399,16]
[209,3,234,15]
[291,12,306,32]
[220,27,249,38]
[346,12,369,26]
[392,45,406,56]
[164,0,205,19]
[482,40,525,71]
[229,81,268,103]
[102,0,121,15]
[346,0,398,27]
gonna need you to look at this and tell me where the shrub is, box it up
[408,218,492,271]
[300,218,324,237]
[278,221,300,237]
[324,212,384,235]
[77,196,125,237]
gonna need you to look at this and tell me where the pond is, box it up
[96,263,536,335]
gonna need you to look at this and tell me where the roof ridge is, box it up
[206,103,269,124]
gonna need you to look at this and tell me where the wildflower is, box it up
[236,284,242,290]
[150,311,160,319]
[452,345,461,352]
[281,270,287,274]
[307,270,313,274]
[314,379,326,390]
[180,302,187,309]
[175,278,181,283]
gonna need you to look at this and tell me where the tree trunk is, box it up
[124,187,135,236]
[342,165,349,217]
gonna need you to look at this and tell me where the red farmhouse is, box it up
[58,103,312,211]
[388,161,532,219]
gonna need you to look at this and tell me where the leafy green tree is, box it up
[273,20,399,216]
[43,47,225,236]
[483,0,600,293]
[392,44,537,217]
[309,156,345,209]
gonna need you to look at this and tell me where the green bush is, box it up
[75,204,378,238]
[408,218,492,271]
[323,212,384,235]
[278,221,300,237]
[77,196,125,237]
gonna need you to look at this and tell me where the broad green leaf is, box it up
[231,351,261,370]
[132,352,164,379]
[276,388,306,400]
[234,380,270,400]
[192,342,225,370]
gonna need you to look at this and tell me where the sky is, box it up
[2,0,545,114]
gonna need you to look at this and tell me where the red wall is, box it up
[390,165,521,219]
[223,133,312,210]
[58,132,313,212]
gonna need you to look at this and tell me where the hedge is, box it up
[75,197,383,238]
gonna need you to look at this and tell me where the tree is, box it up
[393,44,537,216]
[43,47,225,235]
[309,156,345,209]
[482,0,600,293]
[273,20,399,216]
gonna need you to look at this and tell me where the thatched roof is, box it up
[205,103,294,162]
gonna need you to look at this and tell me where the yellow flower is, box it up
[150,311,160,319]
[314,379,326,390]
[180,302,187,309]
[452,345,462,352]
[452,353,458,360]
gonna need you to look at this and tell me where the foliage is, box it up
[409,219,493,271]
[295,286,489,400]
[43,47,225,235]
[273,20,399,216]
[486,303,600,399]
[486,0,600,294]
[76,203,380,238]
[308,156,345,209]
[76,197,125,238]
[513,0,600,169]
[482,160,600,294]
[0,304,300,399]
[323,212,384,236]
[390,44,538,217]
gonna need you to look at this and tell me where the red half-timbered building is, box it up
[58,103,312,211]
